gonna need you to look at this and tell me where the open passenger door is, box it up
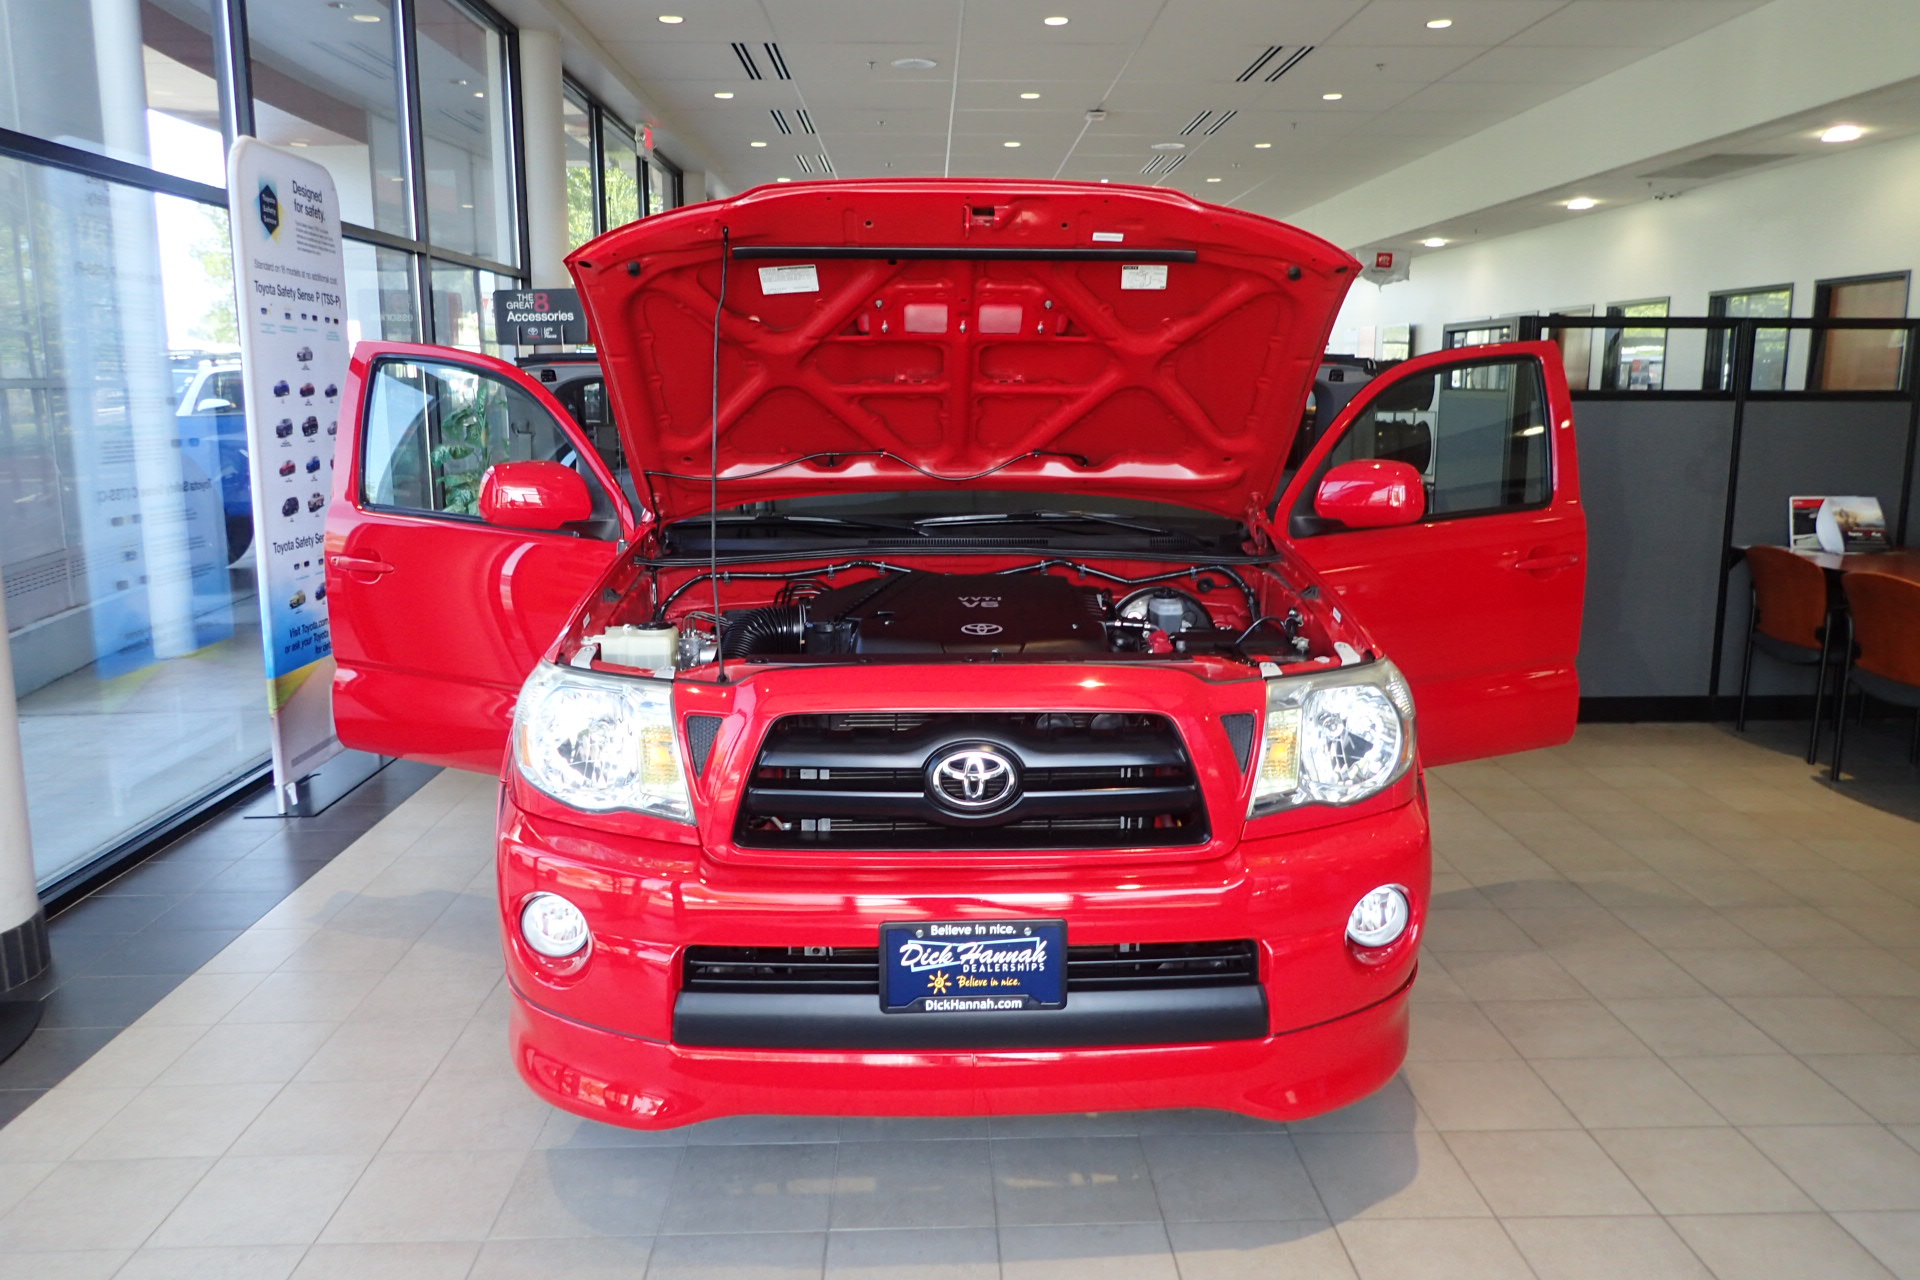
[1277,341,1585,766]
[325,342,637,772]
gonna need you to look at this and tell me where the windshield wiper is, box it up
[699,513,923,534]
[913,510,1208,541]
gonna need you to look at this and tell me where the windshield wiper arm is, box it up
[914,510,1200,539]
[703,513,922,534]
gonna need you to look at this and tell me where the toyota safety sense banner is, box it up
[227,138,346,805]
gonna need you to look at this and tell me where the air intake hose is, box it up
[720,604,807,659]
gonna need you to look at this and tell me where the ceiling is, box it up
[1364,72,1920,255]
[562,0,1775,217]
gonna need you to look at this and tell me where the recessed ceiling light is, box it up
[1254,142,1272,149]
[1565,197,1598,211]
[749,140,767,147]
[658,14,683,22]
[472,91,485,98]
[1043,15,1069,26]
[1099,177,1110,183]
[1421,237,1448,247]
[1821,123,1866,143]
[776,177,792,182]
[1426,18,1453,29]
[1205,177,1222,183]
[290,140,310,147]
[713,91,734,99]
[892,57,938,70]
[1322,92,1343,101]
[1149,141,1185,151]
[1020,92,1041,100]
[350,11,380,20]
[461,202,474,209]
[1003,140,1021,147]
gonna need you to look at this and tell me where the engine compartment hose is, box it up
[720,604,807,659]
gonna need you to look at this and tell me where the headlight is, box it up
[1250,659,1415,815]
[512,662,693,820]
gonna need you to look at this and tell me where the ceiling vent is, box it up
[732,42,762,80]
[1141,153,1186,176]
[1637,153,1790,181]
[796,108,816,134]
[1204,109,1237,135]
[1237,45,1313,83]
[764,42,791,80]
[770,109,793,134]
[1180,111,1213,136]
[796,154,815,174]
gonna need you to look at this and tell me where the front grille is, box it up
[736,712,1208,851]
[682,940,1258,995]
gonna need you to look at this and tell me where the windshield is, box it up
[661,490,1248,556]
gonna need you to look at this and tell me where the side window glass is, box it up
[1306,357,1550,525]
[362,359,586,517]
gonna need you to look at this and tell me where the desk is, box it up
[1788,547,1920,583]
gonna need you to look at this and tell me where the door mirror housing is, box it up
[1314,460,1426,529]
[478,460,593,530]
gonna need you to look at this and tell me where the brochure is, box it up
[1788,496,1824,550]
[1814,495,1889,555]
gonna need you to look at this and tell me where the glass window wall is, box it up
[0,0,226,187]
[246,0,411,236]
[564,89,596,248]
[415,0,515,265]
[604,122,641,229]
[0,157,268,887]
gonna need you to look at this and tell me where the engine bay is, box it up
[578,559,1339,675]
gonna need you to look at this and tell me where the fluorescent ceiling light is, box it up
[1205,177,1222,183]
[1003,140,1021,147]
[1149,141,1185,151]
[749,140,767,147]
[1322,92,1343,101]
[713,91,734,99]
[1020,92,1041,99]
[1043,16,1070,26]
[350,11,380,20]
[1421,237,1448,247]
[1564,197,1598,210]
[658,14,683,23]
[892,57,938,69]
[1254,142,1272,149]
[776,177,791,182]
[1426,18,1453,29]
[1821,123,1866,143]
[1099,178,1110,183]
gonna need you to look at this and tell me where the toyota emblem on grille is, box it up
[927,745,1019,811]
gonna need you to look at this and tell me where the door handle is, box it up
[329,554,394,577]
[1513,551,1580,573]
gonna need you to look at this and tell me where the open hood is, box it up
[566,180,1358,524]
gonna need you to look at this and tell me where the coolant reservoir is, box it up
[591,624,678,671]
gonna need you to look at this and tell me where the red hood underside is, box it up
[566,179,1358,523]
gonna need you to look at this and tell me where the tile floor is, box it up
[0,723,1917,1279]
[0,758,441,1125]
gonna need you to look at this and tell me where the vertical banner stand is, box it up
[226,139,350,813]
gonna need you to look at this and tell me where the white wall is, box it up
[1331,131,1920,386]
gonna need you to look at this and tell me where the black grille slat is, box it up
[736,712,1207,852]
[683,941,1257,995]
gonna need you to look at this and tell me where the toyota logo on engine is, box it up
[927,746,1019,810]
[960,622,1003,636]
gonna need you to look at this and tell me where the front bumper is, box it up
[511,974,1412,1127]
[498,787,1428,1128]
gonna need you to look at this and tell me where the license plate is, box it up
[881,919,1066,1013]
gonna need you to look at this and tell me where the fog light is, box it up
[1347,885,1410,948]
[520,893,590,958]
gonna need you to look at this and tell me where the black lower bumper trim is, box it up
[672,985,1270,1050]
